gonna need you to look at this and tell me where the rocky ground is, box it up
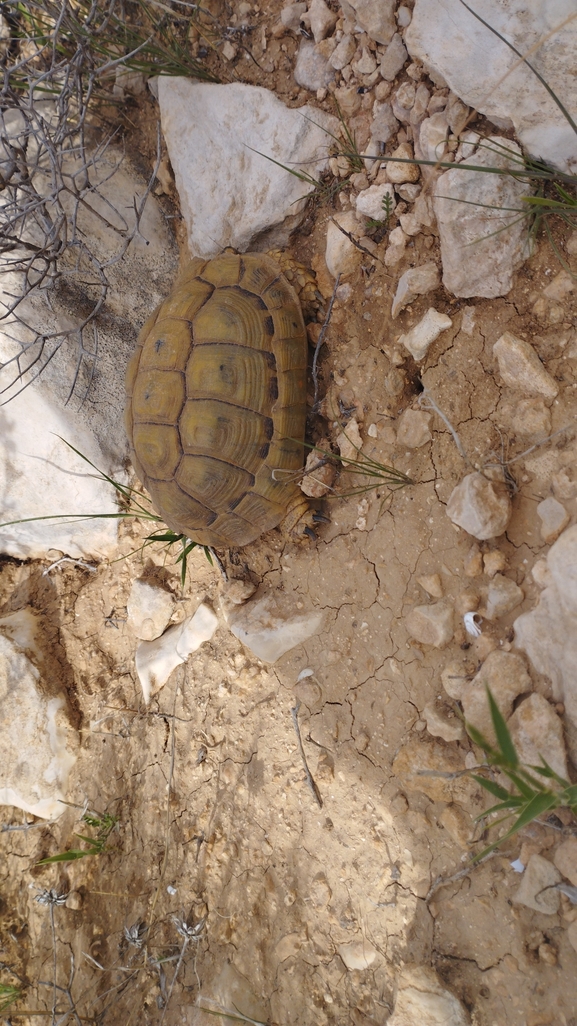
[1,2,577,1025]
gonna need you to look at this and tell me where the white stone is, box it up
[418,113,448,163]
[388,965,470,1026]
[446,472,511,540]
[554,838,577,887]
[157,79,338,257]
[514,526,577,758]
[434,138,531,298]
[484,573,524,621]
[135,603,218,703]
[396,409,432,448]
[398,308,452,361]
[397,6,412,29]
[280,3,307,32]
[127,579,175,641]
[225,588,323,664]
[355,183,396,222]
[537,497,569,544]
[406,0,577,173]
[379,33,408,81]
[329,34,355,71]
[460,650,531,743]
[514,854,561,915]
[508,693,568,780]
[308,0,337,43]
[493,332,558,399]
[353,47,377,77]
[338,939,377,971]
[340,0,396,44]
[406,601,454,648]
[510,397,551,441]
[456,130,480,162]
[543,270,574,301]
[386,141,421,183]
[391,263,440,318]
[294,39,336,92]
[0,633,77,820]
[325,211,361,278]
[424,700,465,743]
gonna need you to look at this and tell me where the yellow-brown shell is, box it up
[125,252,310,548]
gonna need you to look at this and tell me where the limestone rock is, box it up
[396,409,432,448]
[510,397,551,441]
[434,139,531,298]
[424,699,465,743]
[446,472,512,540]
[388,965,470,1026]
[392,739,477,805]
[460,650,531,743]
[440,805,472,849]
[379,33,408,82]
[418,574,443,598]
[338,939,377,971]
[280,3,307,33]
[325,211,361,278]
[340,0,396,45]
[514,526,577,759]
[406,601,453,648]
[553,838,577,888]
[385,141,420,183]
[225,588,323,664]
[370,101,399,144]
[329,34,355,71]
[536,497,569,545]
[514,854,561,915]
[355,182,395,222]
[157,80,337,256]
[127,579,175,641]
[484,573,524,620]
[493,332,558,399]
[0,633,77,820]
[483,550,506,578]
[398,308,452,361]
[406,0,577,173]
[294,39,336,91]
[308,0,337,43]
[508,694,568,780]
[391,262,440,318]
[135,603,219,703]
[300,442,336,498]
[418,113,448,163]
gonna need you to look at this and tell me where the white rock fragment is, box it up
[405,0,577,173]
[391,263,440,318]
[514,526,577,759]
[156,80,337,256]
[280,3,307,33]
[329,34,355,71]
[460,650,530,743]
[484,573,523,621]
[434,138,532,298]
[135,603,218,703]
[514,854,561,915]
[352,47,377,77]
[536,497,569,545]
[446,472,511,540]
[340,0,396,45]
[385,141,420,183]
[510,397,551,441]
[225,588,323,664]
[338,939,377,971]
[336,418,363,463]
[325,210,360,278]
[127,579,175,641]
[388,965,470,1026]
[493,332,558,399]
[396,409,432,448]
[294,39,336,92]
[300,442,336,498]
[371,101,399,144]
[379,33,408,82]
[543,270,574,302]
[308,0,337,43]
[398,308,452,361]
[0,634,77,820]
[417,573,443,598]
[406,601,453,649]
[419,113,449,163]
[355,183,395,221]
[508,693,568,781]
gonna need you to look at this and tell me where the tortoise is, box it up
[124,251,319,548]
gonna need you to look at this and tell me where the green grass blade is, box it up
[471,775,510,800]
[486,687,518,766]
[36,850,90,864]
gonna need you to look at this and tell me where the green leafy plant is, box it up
[36,809,119,865]
[467,687,577,861]
[0,982,22,1012]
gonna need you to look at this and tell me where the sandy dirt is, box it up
[1,2,577,1024]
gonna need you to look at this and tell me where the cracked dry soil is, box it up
[2,6,577,1024]
[2,227,577,1026]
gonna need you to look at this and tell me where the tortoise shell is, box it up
[125,252,311,548]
